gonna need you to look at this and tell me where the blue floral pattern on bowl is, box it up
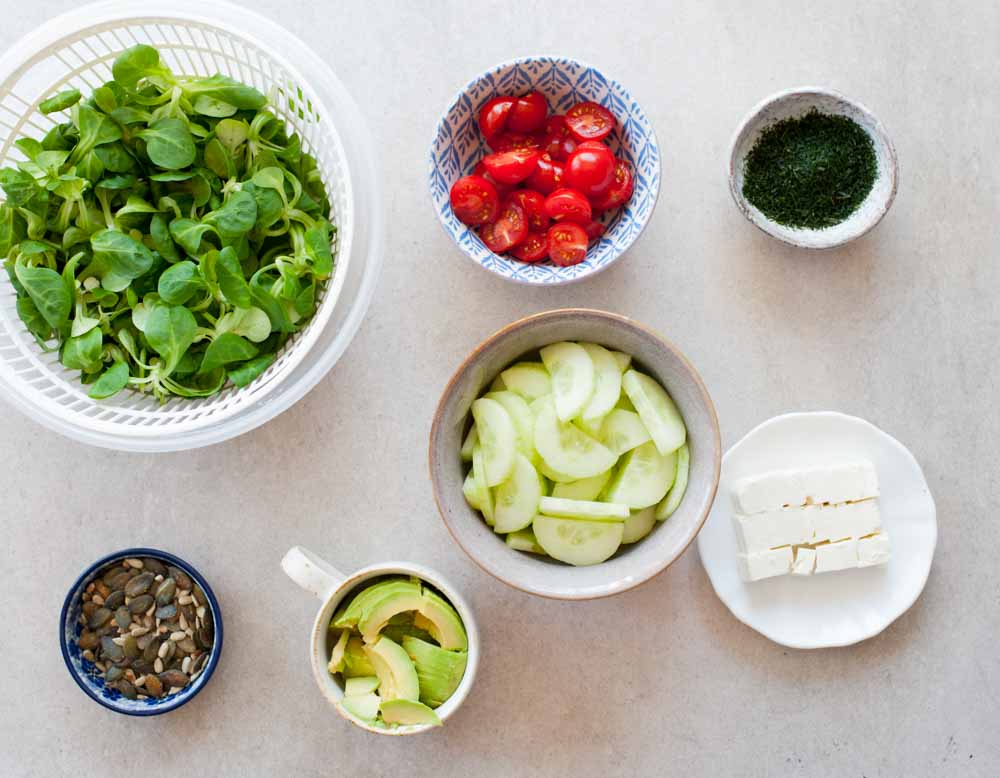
[429,56,661,285]
[60,548,223,716]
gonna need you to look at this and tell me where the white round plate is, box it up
[697,411,937,649]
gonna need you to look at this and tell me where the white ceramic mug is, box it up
[281,546,479,735]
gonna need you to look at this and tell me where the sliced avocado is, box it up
[358,583,423,643]
[331,578,417,629]
[327,629,351,675]
[380,612,436,645]
[344,676,380,696]
[363,636,419,702]
[341,636,376,678]
[401,636,468,708]
[380,699,442,727]
[416,588,468,650]
[339,692,380,722]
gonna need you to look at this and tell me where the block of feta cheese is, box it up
[791,547,817,576]
[857,532,892,567]
[732,461,879,515]
[809,499,882,544]
[737,546,794,582]
[731,506,815,552]
[814,537,860,574]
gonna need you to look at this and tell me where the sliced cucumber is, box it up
[494,454,542,533]
[622,507,656,544]
[538,460,577,483]
[505,528,547,555]
[485,390,534,457]
[539,496,629,521]
[533,398,618,480]
[460,424,478,462]
[605,440,677,509]
[622,370,686,456]
[579,342,622,425]
[533,515,624,566]
[540,341,595,422]
[616,393,636,412]
[500,362,552,402]
[600,408,652,456]
[551,470,612,501]
[610,351,632,372]
[656,442,689,520]
[471,397,516,486]
[471,445,494,526]
[462,472,481,511]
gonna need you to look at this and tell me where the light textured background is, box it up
[2,1,998,776]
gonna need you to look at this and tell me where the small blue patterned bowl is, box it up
[429,56,661,285]
[60,548,223,716]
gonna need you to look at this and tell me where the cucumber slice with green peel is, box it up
[540,341,595,422]
[344,676,380,696]
[471,398,517,486]
[339,692,381,722]
[327,628,351,674]
[656,443,690,520]
[462,472,482,511]
[493,454,542,533]
[551,469,612,501]
[605,440,677,509]
[610,351,632,372]
[538,459,577,483]
[579,342,622,424]
[500,362,552,402]
[485,390,534,457]
[622,507,657,544]
[600,408,653,456]
[622,370,686,456]
[472,445,495,525]
[460,424,478,462]
[534,398,618,479]
[380,698,442,727]
[505,528,548,555]
[533,515,624,566]
[539,496,629,521]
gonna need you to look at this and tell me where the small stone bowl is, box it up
[59,548,223,716]
[728,86,898,249]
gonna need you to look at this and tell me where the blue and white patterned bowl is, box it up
[60,548,223,716]
[429,56,661,285]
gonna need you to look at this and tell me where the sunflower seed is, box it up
[125,558,144,569]
[157,640,171,659]
[154,658,164,673]
[82,649,95,662]
[181,656,191,674]
[130,626,150,637]
[169,631,187,642]
[177,594,193,606]
[91,594,105,606]
[94,581,111,599]
[134,675,146,688]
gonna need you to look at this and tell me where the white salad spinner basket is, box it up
[0,0,383,451]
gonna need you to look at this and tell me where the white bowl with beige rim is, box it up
[281,546,479,735]
[728,86,898,249]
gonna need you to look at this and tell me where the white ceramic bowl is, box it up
[728,87,898,249]
[429,309,721,600]
[697,411,937,649]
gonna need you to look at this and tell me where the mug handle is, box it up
[281,546,346,602]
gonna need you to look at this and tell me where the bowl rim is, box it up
[727,85,899,249]
[428,308,722,599]
[427,54,661,286]
[59,547,224,716]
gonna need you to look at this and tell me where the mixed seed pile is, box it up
[77,557,214,701]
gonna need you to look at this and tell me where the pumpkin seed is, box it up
[82,601,98,619]
[155,578,176,606]
[105,665,124,683]
[144,674,164,697]
[104,590,125,610]
[132,659,154,676]
[91,594,105,606]
[177,637,197,654]
[94,581,111,599]
[193,586,207,607]
[78,630,99,651]
[128,594,153,614]
[116,680,138,699]
[142,558,168,577]
[158,670,188,688]
[114,606,132,630]
[167,566,193,591]
[89,608,112,629]
[155,604,177,620]
[101,636,124,662]
[143,637,162,663]
[124,572,155,597]
[123,635,139,660]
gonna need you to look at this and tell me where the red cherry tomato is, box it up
[480,200,528,253]
[510,231,549,262]
[591,158,635,212]
[527,154,565,195]
[473,161,515,200]
[478,97,515,141]
[489,132,543,153]
[481,149,541,185]
[544,188,593,225]
[506,91,548,133]
[563,143,616,198]
[583,220,606,240]
[546,222,589,266]
[565,101,616,142]
[542,115,578,161]
[450,175,500,226]
[507,190,549,233]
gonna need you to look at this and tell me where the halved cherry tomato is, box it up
[482,150,541,185]
[478,96,515,141]
[506,190,549,232]
[547,222,588,266]
[450,175,500,226]
[544,188,592,225]
[489,132,543,153]
[473,161,515,200]
[527,154,564,195]
[590,158,635,212]
[542,115,578,161]
[510,231,549,262]
[563,143,616,198]
[583,220,606,240]
[480,200,528,253]
[506,91,548,133]
[565,101,616,142]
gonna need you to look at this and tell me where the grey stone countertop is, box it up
[2,1,997,776]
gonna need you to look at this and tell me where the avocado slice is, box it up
[331,578,419,630]
[358,583,424,644]
[416,588,468,650]
[339,692,380,722]
[327,629,351,675]
[341,636,376,678]
[363,636,419,702]
[401,636,468,708]
[344,676,380,696]
[380,612,436,645]
[380,699,442,727]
